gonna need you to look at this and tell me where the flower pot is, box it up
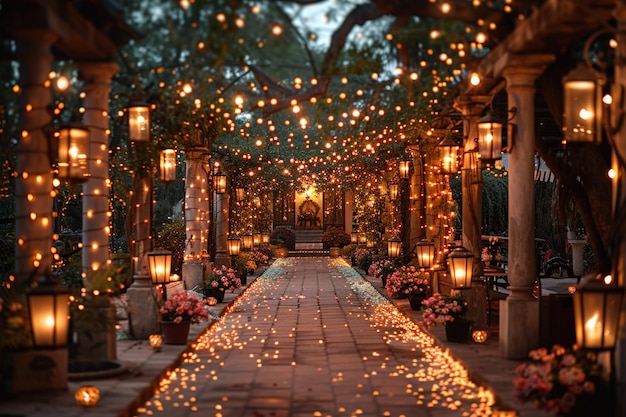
[202,287,225,303]
[444,319,472,343]
[408,293,427,310]
[160,321,191,345]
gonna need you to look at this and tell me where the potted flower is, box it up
[419,292,470,342]
[513,344,608,416]
[321,226,351,256]
[384,265,430,309]
[159,290,209,344]
[368,258,399,288]
[203,265,242,302]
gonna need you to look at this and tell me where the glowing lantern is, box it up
[477,112,503,162]
[415,239,435,269]
[242,233,253,250]
[235,187,246,202]
[74,385,100,407]
[205,297,218,306]
[214,171,227,194]
[148,334,163,351]
[437,133,460,175]
[351,231,359,244]
[57,122,89,182]
[358,232,367,245]
[128,98,150,142]
[573,278,623,350]
[399,159,411,179]
[389,183,399,200]
[26,274,71,348]
[472,329,488,343]
[448,247,474,288]
[228,236,241,256]
[562,62,604,144]
[387,238,402,257]
[253,231,262,247]
[261,231,270,245]
[159,149,177,185]
[147,249,172,285]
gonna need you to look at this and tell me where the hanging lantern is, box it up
[74,385,100,407]
[573,278,624,350]
[57,122,90,182]
[242,233,253,250]
[159,149,177,185]
[253,231,262,247]
[477,112,503,162]
[415,239,436,269]
[437,133,460,175]
[562,62,604,144]
[214,171,227,194]
[399,158,411,179]
[448,247,474,288]
[389,183,399,200]
[387,238,402,257]
[147,249,172,285]
[228,236,241,256]
[261,231,270,245]
[27,274,71,348]
[235,187,246,202]
[128,98,150,142]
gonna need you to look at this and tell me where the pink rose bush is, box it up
[513,344,608,416]
[418,292,467,329]
[206,265,242,292]
[159,291,209,324]
[385,265,430,298]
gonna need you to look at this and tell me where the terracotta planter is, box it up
[202,287,225,303]
[160,321,191,345]
[408,293,427,310]
[444,319,472,343]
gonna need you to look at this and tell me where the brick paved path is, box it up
[134,257,498,417]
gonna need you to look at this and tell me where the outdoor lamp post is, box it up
[147,249,172,286]
[253,231,262,247]
[399,158,411,179]
[477,112,503,162]
[573,278,624,350]
[27,274,71,348]
[228,236,241,256]
[57,122,90,182]
[437,133,460,175]
[127,98,150,142]
[448,247,474,289]
[261,231,270,245]
[214,171,227,194]
[562,62,604,144]
[159,149,177,185]
[416,239,436,269]
[387,237,402,257]
[242,233,253,250]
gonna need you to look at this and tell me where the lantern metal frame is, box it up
[127,98,150,142]
[57,121,90,183]
[573,278,624,350]
[447,246,474,289]
[26,274,71,349]
[159,148,177,185]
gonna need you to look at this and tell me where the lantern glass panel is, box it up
[228,237,241,256]
[160,149,177,184]
[562,63,603,144]
[128,104,150,142]
[253,232,262,247]
[573,281,624,350]
[448,248,473,288]
[416,240,435,269]
[351,231,358,244]
[389,184,399,200]
[57,124,89,182]
[214,172,227,194]
[242,234,253,250]
[399,160,411,179]
[438,137,460,175]
[477,119,503,161]
[261,231,270,244]
[27,278,71,348]
[148,249,172,285]
[387,238,401,257]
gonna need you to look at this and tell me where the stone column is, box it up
[181,148,209,290]
[78,62,119,282]
[14,30,57,284]
[497,54,555,359]
[214,188,231,268]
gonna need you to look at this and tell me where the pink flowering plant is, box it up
[159,290,209,324]
[385,265,430,298]
[418,292,468,328]
[205,265,242,292]
[249,248,269,264]
[513,344,608,417]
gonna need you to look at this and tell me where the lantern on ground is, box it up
[214,171,227,194]
[562,62,604,144]
[27,274,71,348]
[437,133,460,175]
[147,249,172,286]
[448,247,474,288]
[416,239,436,269]
[228,236,241,256]
[389,183,399,200]
[472,329,488,343]
[477,113,503,162]
[387,238,402,257]
[128,98,150,142]
[75,385,100,407]
[253,231,262,247]
[57,122,90,182]
[159,149,177,185]
[242,233,253,250]
[399,158,411,179]
[573,278,624,350]
[261,231,270,245]
[148,334,163,351]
